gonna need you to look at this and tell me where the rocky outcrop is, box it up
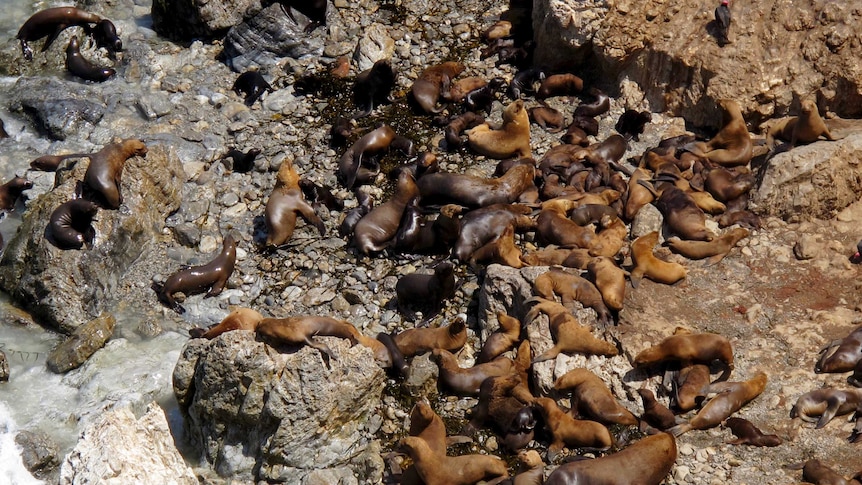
[5,77,105,141]
[173,331,386,483]
[46,313,116,374]
[151,0,264,41]
[0,143,184,333]
[58,402,197,485]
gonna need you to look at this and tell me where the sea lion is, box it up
[673,363,712,412]
[561,124,589,146]
[521,247,581,267]
[789,459,862,485]
[529,106,565,133]
[574,88,610,118]
[462,371,535,447]
[86,19,122,54]
[47,198,98,250]
[652,185,714,241]
[483,20,512,41]
[535,199,598,251]
[637,388,681,432]
[704,165,755,202]
[232,70,273,106]
[153,235,237,314]
[417,164,535,209]
[544,432,677,485]
[468,223,525,269]
[532,397,613,458]
[16,6,101,60]
[588,215,627,258]
[508,68,545,99]
[392,199,461,255]
[615,109,652,141]
[685,99,752,167]
[400,400,447,485]
[189,307,264,339]
[431,349,515,395]
[586,256,626,312]
[393,315,468,358]
[445,112,485,149]
[299,179,343,212]
[353,170,418,254]
[0,177,33,211]
[815,326,862,374]
[338,124,396,189]
[398,436,508,485]
[525,298,618,361]
[338,188,372,238]
[281,0,327,31]
[411,61,465,114]
[466,99,532,159]
[65,36,114,82]
[255,315,365,366]
[443,76,487,103]
[452,203,534,262]
[533,268,613,327]
[791,388,862,429]
[554,368,638,426]
[766,99,842,149]
[724,417,782,446]
[222,147,261,173]
[623,167,655,221]
[478,312,522,364]
[353,59,395,116]
[395,262,456,320]
[667,227,750,265]
[634,330,734,382]
[264,160,325,247]
[629,231,687,287]
[464,77,506,113]
[536,73,583,100]
[83,139,147,209]
[670,371,767,436]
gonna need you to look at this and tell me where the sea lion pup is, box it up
[787,459,862,485]
[554,368,638,426]
[703,164,755,202]
[468,223,525,269]
[16,6,101,60]
[153,235,237,314]
[508,67,545,100]
[529,106,565,133]
[521,246,580,267]
[47,198,98,250]
[536,73,583,100]
[299,179,343,212]
[467,99,532,159]
[544,432,677,485]
[535,199,598,251]
[672,363,712,412]
[483,20,512,41]
[281,0,327,32]
[399,436,508,485]
[445,112,485,149]
[338,188,372,237]
[634,330,734,382]
[65,36,115,82]
[189,307,264,339]
[477,312,522,363]
[638,388,682,432]
[525,298,618,362]
[264,160,325,247]
[353,59,395,117]
[669,371,767,437]
[352,170,418,255]
[464,77,506,113]
[431,349,515,395]
[410,61,465,114]
[232,70,273,106]
[724,417,782,446]
[395,262,456,320]
[82,138,147,209]
[222,147,261,173]
[86,19,122,54]
[255,315,366,367]
[666,226,749,265]
[532,397,613,458]
[483,449,543,485]
[615,109,652,141]
[791,388,862,429]
[0,177,33,211]
[393,315,468,358]
[815,326,862,374]
[533,268,613,328]
[629,231,687,288]
[684,99,753,167]
[417,163,535,209]
[587,256,626,311]
[574,88,610,118]
[766,99,843,149]
[452,203,534,262]
[463,373,535,447]
[337,124,396,189]
[393,199,461,255]
[442,76,487,103]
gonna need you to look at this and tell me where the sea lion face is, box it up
[122,139,148,157]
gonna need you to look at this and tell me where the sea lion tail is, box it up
[668,423,692,437]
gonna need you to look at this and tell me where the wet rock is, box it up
[0,350,8,382]
[151,0,264,41]
[46,313,116,374]
[6,77,106,141]
[173,331,385,482]
[58,402,197,484]
[15,429,60,479]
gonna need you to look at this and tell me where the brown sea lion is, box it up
[265,161,325,247]
[65,35,114,82]
[532,397,612,459]
[411,61,465,114]
[766,99,843,149]
[353,59,395,116]
[16,7,101,60]
[670,371,767,436]
[353,170,418,255]
[477,312,522,363]
[443,76,487,103]
[815,326,862,374]
[521,247,579,267]
[445,112,485,149]
[395,262,456,320]
[467,99,532,159]
[649,184,714,241]
[569,204,618,226]
[337,124,396,189]
[629,231,687,288]
[637,389,682,432]
[554,368,638,426]
[533,268,613,327]
[525,298,618,361]
[623,167,655,221]
[82,139,147,209]
[463,373,535,451]
[255,315,366,366]
[468,223,525,269]
[0,177,33,211]
[667,227,750,265]
[704,165,755,202]
[544,432,677,485]
[393,199,461,255]
[153,235,237,314]
[724,417,782,446]
[574,88,610,118]
[789,459,862,485]
[452,203,534,262]
[86,18,122,54]
[685,99,752,167]
[529,106,565,133]
[791,388,862,429]
[588,215,627,258]
[431,349,515,395]
[47,198,98,250]
[189,307,264,339]
[399,436,508,485]
[586,256,626,311]
[417,163,535,209]
[536,73,583,100]
[634,330,734,382]
[401,400,447,485]
[673,363,712,412]
[483,20,512,41]
[393,316,468,358]
[535,199,598,251]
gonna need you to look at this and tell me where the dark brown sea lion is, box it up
[615,109,652,141]
[544,432,677,485]
[789,459,862,485]
[189,307,264,339]
[392,200,461,255]
[65,36,114,82]
[0,177,33,211]
[533,268,613,327]
[724,417,782,446]
[561,124,589,146]
[653,185,714,241]
[467,99,532,159]
[573,88,610,118]
[637,388,681,432]
[417,163,534,209]
[685,99,752,167]
[529,106,565,133]
[281,0,327,31]
[634,330,734,382]
[395,262,456,320]
[232,70,272,106]
[353,170,418,254]
[411,61,465,114]
[399,436,508,485]
[299,179,343,211]
[337,124,396,189]
[670,371,767,436]
[673,363,712,412]
[47,198,98,250]
[535,199,598,251]
[0,118,7,138]
[393,316,468,358]
[815,326,862,374]
[536,73,583,100]
[353,59,395,116]
[445,112,485,149]
[153,235,237,314]
[17,7,101,60]
[554,368,638,426]
[452,203,534,262]
[507,68,545,100]
[704,165,755,202]
[478,312,522,363]
[431,349,515,395]
[667,227,749,265]
[255,315,365,366]
[629,231,687,287]
[338,188,372,237]
[532,397,612,459]
[86,19,122,54]
[464,77,505,113]
[264,160,325,247]
[83,139,147,209]
[222,147,261,173]
[525,298,618,361]
[791,388,862,429]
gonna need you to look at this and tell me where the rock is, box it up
[151,0,264,41]
[223,3,326,72]
[0,144,184,332]
[353,24,396,72]
[173,331,385,482]
[58,402,197,484]
[46,313,116,374]
[630,203,664,239]
[793,233,820,260]
[0,350,7,382]
[14,429,60,479]
[6,77,106,141]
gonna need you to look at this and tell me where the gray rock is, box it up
[14,429,60,479]
[46,313,116,374]
[0,350,7,382]
[630,203,664,239]
[151,0,264,40]
[171,222,203,248]
[532,0,607,70]
[17,94,105,142]
[136,91,173,120]
[353,24,396,71]
[173,331,385,482]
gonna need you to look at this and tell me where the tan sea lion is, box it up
[634,330,734,382]
[467,99,532,159]
[673,363,712,412]
[399,436,508,485]
[255,315,367,367]
[554,368,638,426]
[16,6,101,60]
[393,316,468,358]
[623,167,655,221]
[431,349,515,395]
[533,268,613,327]
[83,139,148,209]
[189,307,264,339]
[525,298,618,361]
[666,227,749,265]
[265,160,325,247]
[630,231,687,288]
[586,256,626,311]
[532,397,613,459]
[670,371,767,436]
[791,388,862,429]
[685,99,753,166]
[153,235,237,314]
[529,106,565,133]
[477,312,522,363]
[443,76,487,103]
[468,223,525,269]
[411,61,465,114]
[766,99,843,149]
[401,400,447,485]
[353,170,418,254]
[588,215,627,258]
[724,417,782,446]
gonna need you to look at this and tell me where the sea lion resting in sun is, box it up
[467,99,532,159]
[684,98,752,167]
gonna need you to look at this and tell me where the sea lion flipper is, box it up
[815,397,843,429]
[41,25,65,52]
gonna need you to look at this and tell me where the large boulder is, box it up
[0,143,184,333]
[151,0,264,41]
[173,331,386,483]
[5,77,106,141]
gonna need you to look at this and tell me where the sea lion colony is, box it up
[3,2,861,484]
